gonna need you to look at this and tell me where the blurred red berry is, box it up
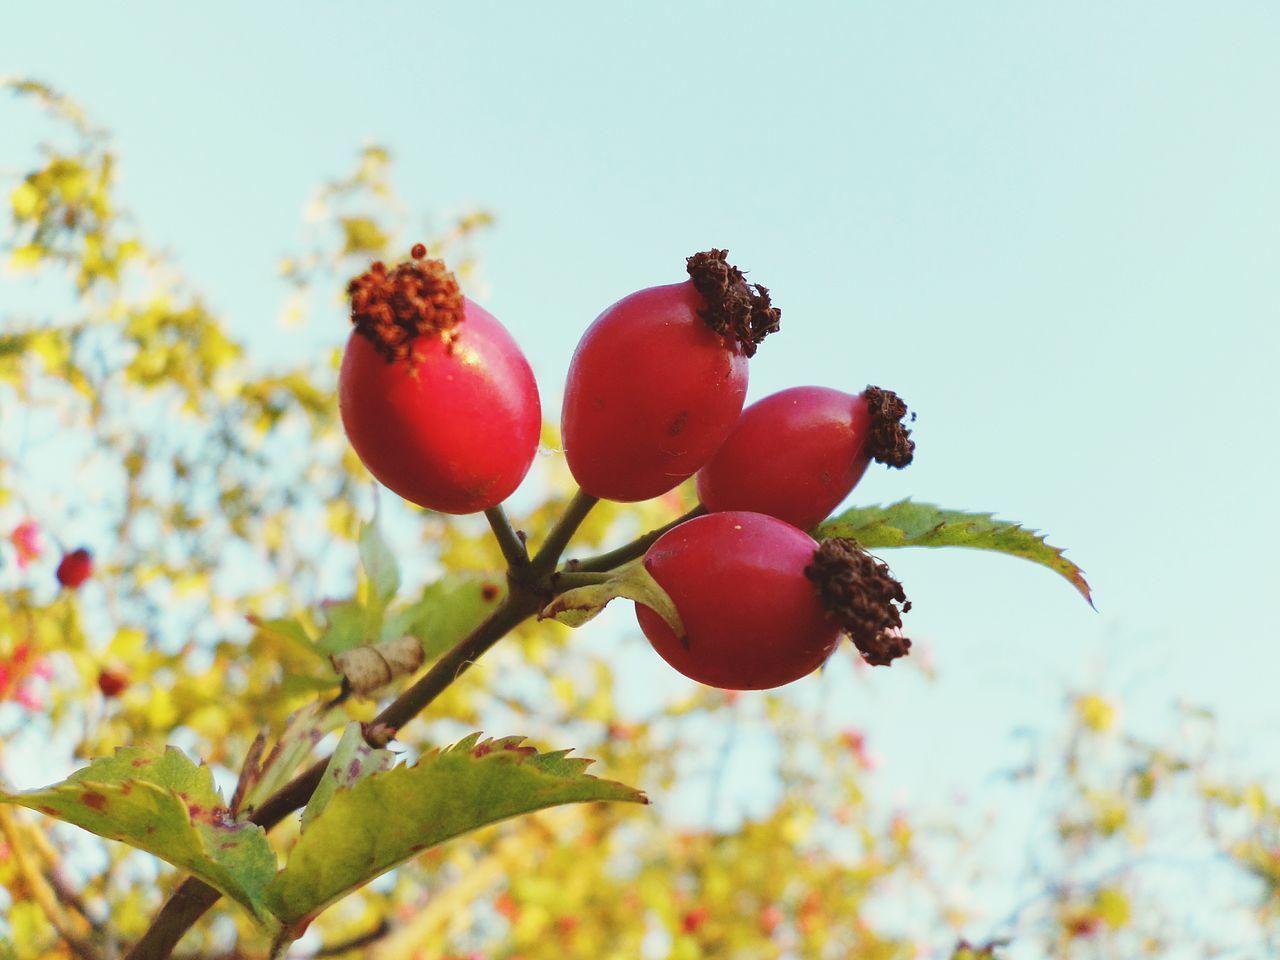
[759,905,784,934]
[682,907,710,934]
[556,915,580,934]
[56,548,93,589]
[97,670,128,698]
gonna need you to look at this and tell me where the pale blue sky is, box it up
[4,2,1279,950]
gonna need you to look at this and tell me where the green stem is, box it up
[568,504,706,573]
[529,489,598,577]
[550,570,617,590]
[484,505,529,570]
[267,928,296,960]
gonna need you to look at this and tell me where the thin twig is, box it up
[0,806,101,960]
[483,505,529,570]
[25,820,110,938]
[567,504,706,573]
[529,489,598,577]
[128,491,612,959]
[125,590,542,960]
[549,570,617,590]
[315,919,391,956]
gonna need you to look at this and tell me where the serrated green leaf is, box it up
[0,747,276,925]
[815,499,1092,605]
[266,735,646,927]
[301,723,394,832]
[240,704,327,815]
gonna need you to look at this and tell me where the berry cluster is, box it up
[339,246,915,691]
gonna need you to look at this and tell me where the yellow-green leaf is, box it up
[815,500,1092,605]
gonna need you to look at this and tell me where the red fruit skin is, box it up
[696,386,873,530]
[339,300,541,514]
[561,281,748,502]
[56,548,93,589]
[636,512,839,690]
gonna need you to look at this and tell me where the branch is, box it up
[23,816,107,931]
[484,505,529,570]
[0,806,101,960]
[126,589,543,960]
[315,919,390,956]
[529,489,598,577]
[567,504,705,573]
[549,570,616,590]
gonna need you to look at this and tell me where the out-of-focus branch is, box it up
[0,806,102,960]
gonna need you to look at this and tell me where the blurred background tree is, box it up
[1,80,1276,960]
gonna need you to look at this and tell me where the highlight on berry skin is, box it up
[338,245,542,515]
[560,249,780,503]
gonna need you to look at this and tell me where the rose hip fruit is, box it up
[56,548,93,589]
[97,670,128,698]
[696,385,915,530]
[561,249,780,502]
[339,246,541,514]
[635,512,913,690]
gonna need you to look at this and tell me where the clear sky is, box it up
[4,1,1279,947]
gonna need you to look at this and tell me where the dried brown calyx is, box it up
[685,249,780,358]
[864,386,915,468]
[347,243,465,362]
[805,537,912,666]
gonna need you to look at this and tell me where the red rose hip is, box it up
[56,548,93,589]
[339,247,541,514]
[696,385,915,530]
[97,669,128,698]
[635,511,914,690]
[561,250,780,502]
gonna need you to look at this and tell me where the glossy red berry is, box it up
[697,386,915,530]
[97,669,128,698]
[636,512,840,689]
[339,248,541,514]
[637,512,914,689]
[561,250,779,502]
[56,548,93,589]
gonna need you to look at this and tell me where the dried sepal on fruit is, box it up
[805,537,912,666]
